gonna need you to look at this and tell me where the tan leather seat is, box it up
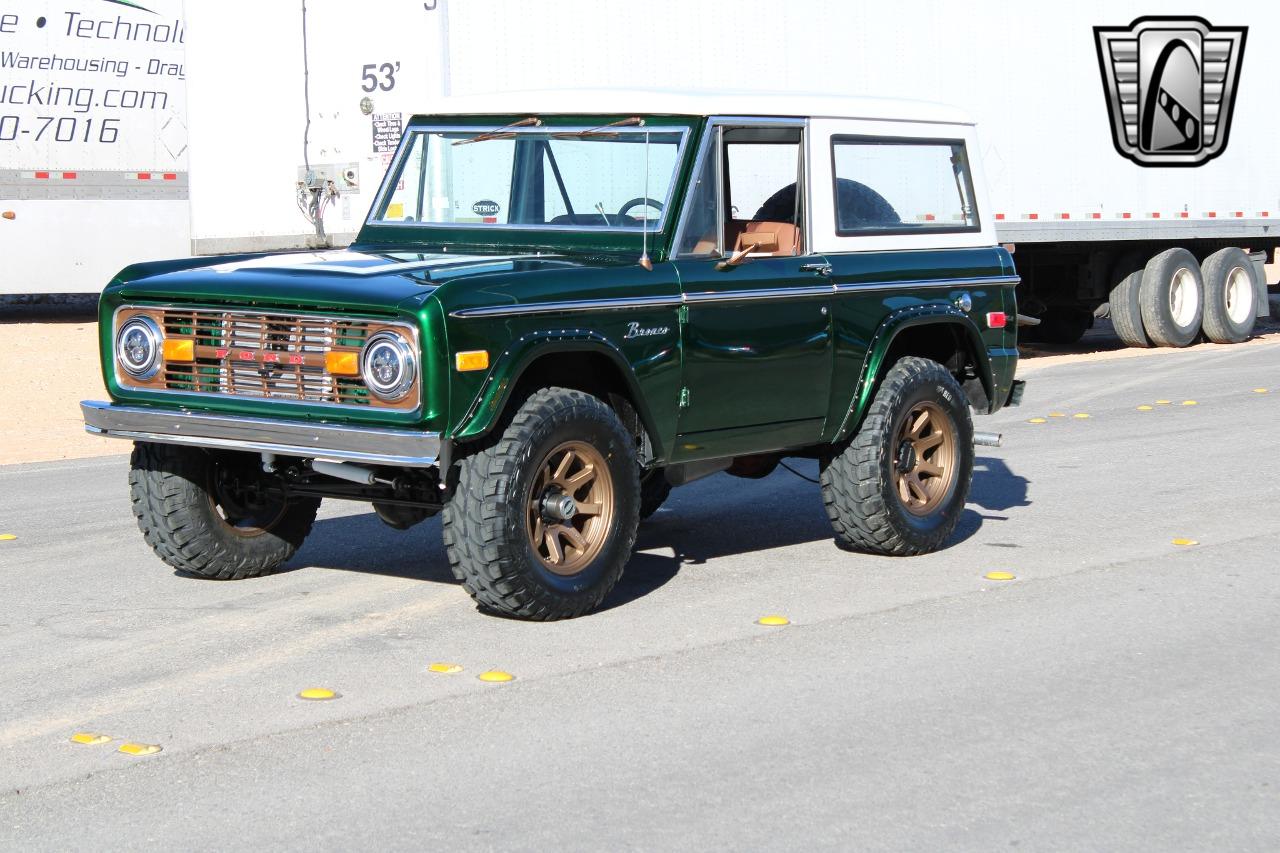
[733,220,800,256]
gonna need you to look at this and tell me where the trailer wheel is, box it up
[1109,270,1151,348]
[1140,248,1204,348]
[1200,247,1258,344]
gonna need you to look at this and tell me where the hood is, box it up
[108,249,593,314]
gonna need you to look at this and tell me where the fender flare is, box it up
[451,328,663,457]
[835,304,994,441]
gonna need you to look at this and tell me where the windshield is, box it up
[369,125,686,231]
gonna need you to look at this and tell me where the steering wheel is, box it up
[617,197,665,218]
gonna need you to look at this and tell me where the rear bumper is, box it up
[80,401,441,468]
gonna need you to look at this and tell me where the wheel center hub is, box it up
[542,492,578,521]
[895,441,918,473]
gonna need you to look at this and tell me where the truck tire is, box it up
[639,468,672,520]
[820,357,973,556]
[1200,247,1258,344]
[128,442,319,580]
[1140,248,1204,347]
[1109,270,1151,348]
[442,387,640,620]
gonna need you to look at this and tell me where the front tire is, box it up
[820,357,973,555]
[442,387,640,620]
[129,442,319,579]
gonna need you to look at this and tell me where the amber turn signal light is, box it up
[162,339,194,362]
[1,211,15,220]
[455,350,490,372]
[325,351,360,375]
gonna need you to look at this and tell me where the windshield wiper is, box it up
[551,116,645,139]
[451,116,543,146]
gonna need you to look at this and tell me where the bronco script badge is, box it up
[1094,16,1246,167]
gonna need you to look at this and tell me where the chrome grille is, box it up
[150,308,404,408]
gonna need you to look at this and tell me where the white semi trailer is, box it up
[3,0,1275,348]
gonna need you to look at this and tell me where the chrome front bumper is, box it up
[81,401,441,467]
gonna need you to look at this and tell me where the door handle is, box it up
[799,263,832,277]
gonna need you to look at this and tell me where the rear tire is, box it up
[820,357,973,556]
[1140,248,1204,347]
[442,387,640,620]
[128,442,319,580]
[1200,247,1258,344]
[1109,270,1151,348]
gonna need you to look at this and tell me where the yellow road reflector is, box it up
[0,533,15,541]
[427,662,463,674]
[477,670,514,683]
[985,571,1017,581]
[757,615,790,626]
[162,338,194,362]
[1181,400,1198,406]
[1073,413,1090,419]
[325,351,360,376]
[1048,412,1066,418]
[70,732,110,746]
[1137,405,1154,411]
[1156,399,1171,405]
[297,687,339,700]
[1172,538,1199,546]
[117,742,162,756]
[1027,417,1047,424]
[454,350,490,372]
[1253,388,1268,394]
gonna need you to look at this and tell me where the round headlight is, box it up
[116,316,163,380]
[360,331,416,401]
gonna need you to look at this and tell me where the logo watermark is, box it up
[1094,16,1246,167]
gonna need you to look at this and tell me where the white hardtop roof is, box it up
[415,88,974,126]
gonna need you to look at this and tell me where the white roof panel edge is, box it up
[412,88,974,126]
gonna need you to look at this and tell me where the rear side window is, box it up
[830,137,979,235]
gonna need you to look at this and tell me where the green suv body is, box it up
[84,92,1022,619]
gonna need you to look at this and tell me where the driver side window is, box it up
[675,124,805,258]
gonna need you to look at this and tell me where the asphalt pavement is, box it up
[1,340,1279,851]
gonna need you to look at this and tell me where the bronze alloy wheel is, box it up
[891,401,958,516]
[526,440,616,575]
[208,464,290,538]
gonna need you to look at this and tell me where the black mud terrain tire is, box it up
[1140,248,1204,348]
[1109,270,1151,348]
[639,468,672,519]
[820,357,974,555]
[442,387,640,620]
[129,442,319,579]
[1200,247,1258,344]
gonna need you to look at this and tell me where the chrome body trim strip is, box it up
[833,274,1021,292]
[450,294,683,318]
[448,275,1020,318]
[682,284,834,303]
[81,401,441,468]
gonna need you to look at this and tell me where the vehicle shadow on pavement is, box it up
[285,511,457,583]
[969,456,1031,513]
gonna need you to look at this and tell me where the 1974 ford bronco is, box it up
[83,91,1023,620]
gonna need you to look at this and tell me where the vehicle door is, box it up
[669,122,833,455]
